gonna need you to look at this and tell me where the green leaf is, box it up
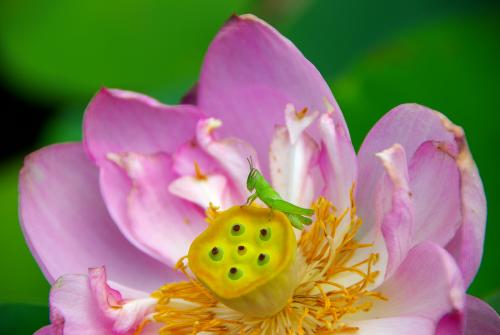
[0,160,50,304]
[331,10,500,298]
[485,291,500,314]
[0,304,49,333]
[0,0,252,102]
[284,0,494,79]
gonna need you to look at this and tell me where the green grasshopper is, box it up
[246,158,314,230]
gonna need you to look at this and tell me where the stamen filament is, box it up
[149,195,386,334]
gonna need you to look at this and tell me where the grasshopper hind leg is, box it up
[286,213,312,230]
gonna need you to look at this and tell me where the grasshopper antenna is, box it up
[246,156,254,170]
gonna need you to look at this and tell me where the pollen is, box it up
[295,107,309,119]
[150,193,386,335]
[193,161,208,180]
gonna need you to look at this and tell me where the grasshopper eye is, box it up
[259,228,271,241]
[209,246,223,261]
[228,267,243,280]
[257,253,270,266]
[231,223,245,236]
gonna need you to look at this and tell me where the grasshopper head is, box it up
[246,157,258,191]
[246,168,258,192]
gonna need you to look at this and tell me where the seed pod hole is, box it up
[231,223,245,236]
[209,246,223,261]
[228,267,243,280]
[259,228,271,241]
[237,245,247,255]
[257,253,270,266]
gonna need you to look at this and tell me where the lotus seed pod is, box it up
[188,205,298,317]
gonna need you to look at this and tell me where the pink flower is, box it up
[20,14,498,335]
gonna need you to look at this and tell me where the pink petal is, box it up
[269,125,318,207]
[374,144,413,278]
[46,267,156,335]
[346,317,434,335]
[357,104,486,287]
[318,110,357,212]
[435,310,464,335]
[357,104,456,242]
[170,139,237,209]
[443,118,487,287]
[88,267,156,334]
[48,274,114,334]
[19,143,174,292]
[366,242,464,324]
[464,295,500,335]
[88,267,123,319]
[181,82,198,105]
[198,14,347,172]
[171,140,218,176]
[83,88,202,164]
[409,141,461,246]
[101,152,205,266]
[196,118,258,201]
[168,173,229,209]
[34,326,54,335]
[317,110,358,250]
[284,103,319,145]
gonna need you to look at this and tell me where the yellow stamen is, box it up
[295,107,308,119]
[205,202,220,225]
[193,162,207,180]
[150,194,386,334]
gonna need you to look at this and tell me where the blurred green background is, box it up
[0,0,498,332]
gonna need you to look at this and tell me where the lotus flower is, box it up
[20,14,499,335]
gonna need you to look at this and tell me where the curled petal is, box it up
[284,103,319,145]
[38,267,156,335]
[357,104,486,287]
[170,139,237,209]
[269,125,318,207]
[442,116,487,287]
[198,14,347,171]
[435,310,464,335]
[434,294,500,335]
[409,141,461,246]
[435,295,500,335]
[181,82,198,105]
[366,242,465,324]
[34,326,53,335]
[374,144,413,278]
[83,88,202,164]
[101,152,205,266]
[464,295,500,335]
[171,140,218,176]
[357,104,456,242]
[89,267,155,334]
[346,317,435,335]
[168,173,229,209]
[318,110,357,213]
[316,110,358,250]
[196,118,258,201]
[19,143,172,292]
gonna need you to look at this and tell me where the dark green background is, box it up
[0,0,498,332]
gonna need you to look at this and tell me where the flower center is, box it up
[187,205,299,318]
[149,195,386,334]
